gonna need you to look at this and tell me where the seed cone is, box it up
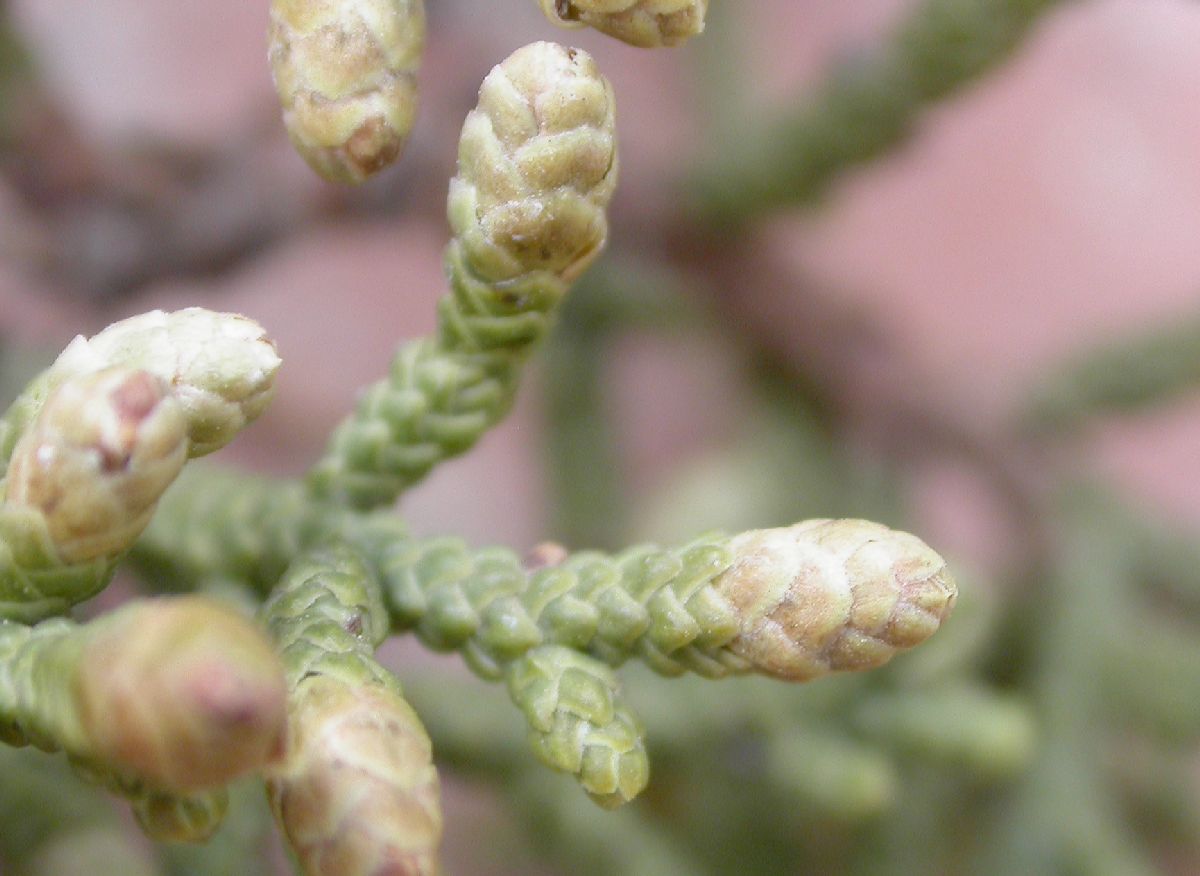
[51,308,280,457]
[270,0,425,183]
[448,40,618,286]
[712,519,957,681]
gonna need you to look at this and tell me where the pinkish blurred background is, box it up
[2,1,1200,871]
[4,0,1199,550]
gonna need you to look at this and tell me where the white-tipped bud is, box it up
[713,519,957,681]
[5,368,187,563]
[270,0,425,184]
[51,308,280,456]
[537,0,707,48]
[448,41,617,285]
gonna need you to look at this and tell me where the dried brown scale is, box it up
[538,0,707,48]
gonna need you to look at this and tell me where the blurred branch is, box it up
[692,0,1073,225]
[542,260,707,549]
[0,24,443,304]
[0,747,158,876]
[975,489,1159,876]
[656,229,1056,572]
[1021,308,1200,436]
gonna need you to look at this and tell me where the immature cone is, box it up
[270,0,425,184]
[537,0,707,48]
[4,368,187,564]
[448,41,617,286]
[268,676,442,876]
[712,519,957,681]
[76,597,287,791]
[50,308,281,456]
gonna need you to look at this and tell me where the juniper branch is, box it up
[0,599,284,790]
[1022,308,1200,435]
[377,519,956,683]
[0,598,285,844]
[261,545,442,876]
[307,41,618,509]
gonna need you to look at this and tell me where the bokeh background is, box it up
[3,1,1200,874]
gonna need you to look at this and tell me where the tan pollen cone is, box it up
[712,519,957,681]
[76,597,288,791]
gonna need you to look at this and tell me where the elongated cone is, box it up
[712,519,957,681]
[269,676,442,876]
[448,41,617,286]
[4,368,187,564]
[76,597,287,792]
[51,308,280,456]
[270,0,425,183]
[536,0,707,48]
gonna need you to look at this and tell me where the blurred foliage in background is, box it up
[3,1,1200,874]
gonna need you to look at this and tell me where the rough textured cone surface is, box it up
[50,308,280,456]
[270,0,425,183]
[76,597,287,791]
[537,0,707,47]
[269,676,442,876]
[4,368,187,563]
[448,40,617,285]
[712,519,957,681]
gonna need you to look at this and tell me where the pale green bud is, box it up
[50,308,280,457]
[537,0,707,48]
[270,0,425,184]
[448,41,617,285]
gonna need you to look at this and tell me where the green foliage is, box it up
[4,1,1200,875]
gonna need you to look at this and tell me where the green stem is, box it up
[376,530,742,680]
[306,244,568,510]
[261,545,393,688]
[0,505,119,622]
